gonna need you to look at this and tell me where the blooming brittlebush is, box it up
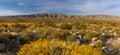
[17,39,104,55]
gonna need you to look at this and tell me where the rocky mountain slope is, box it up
[0,14,120,21]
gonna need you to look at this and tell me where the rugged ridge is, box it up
[0,14,120,20]
[0,14,120,23]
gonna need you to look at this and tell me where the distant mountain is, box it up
[0,14,120,21]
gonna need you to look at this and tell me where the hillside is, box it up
[0,14,120,23]
[0,14,120,20]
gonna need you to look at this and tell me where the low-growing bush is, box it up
[20,32,33,44]
[49,30,70,41]
[11,23,27,29]
[94,42,104,48]
[72,22,81,29]
[17,39,104,55]
[44,21,56,27]
[84,33,92,41]
[60,23,72,30]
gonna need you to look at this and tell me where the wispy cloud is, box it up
[0,0,120,16]
[0,8,24,16]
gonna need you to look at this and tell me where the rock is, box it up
[117,38,120,43]
[16,37,20,40]
[97,39,103,43]
[11,32,19,36]
[92,31,96,33]
[103,35,110,40]
[51,39,55,43]
[0,44,5,51]
[74,39,80,44]
[113,32,117,36]
[33,35,38,40]
[15,40,21,45]
[76,32,79,35]
[90,42,95,46]
[102,46,113,53]
[102,33,105,35]
[32,30,36,33]
[92,37,98,41]
[106,38,113,44]
[7,30,10,32]
[69,31,72,34]
[73,33,76,35]
[2,37,11,43]
[78,35,83,39]
[109,30,113,32]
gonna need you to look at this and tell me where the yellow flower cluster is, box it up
[17,39,104,55]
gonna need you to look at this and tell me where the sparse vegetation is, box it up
[0,14,119,55]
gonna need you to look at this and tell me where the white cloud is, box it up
[0,9,23,16]
[18,3,25,6]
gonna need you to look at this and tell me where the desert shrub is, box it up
[37,35,47,40]
[72,22,81,29]
[79,29,86,36]
[84,32,101,41]
[67,34,76,42]
[98,35,104,39]
[0,23,8,28]
[94,42,103,48]
[44,21,56,27]
[35,23,43,27]
[60,23,72,30]
[11,23,27,29]
[84,33,92,41]
[71,45,104,55]
[0,36,4,43]
[6,34,15,39]
[92,32,101,37]
[58,31,70,40]
[20,32,33,44]
[79,24,87,29]
[17,39,104,55]
[1,33,17,39]
[20,37,31,44]
[50,30,70,41]
[49,31,61,39]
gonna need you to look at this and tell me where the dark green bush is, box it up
[49,30,70,41]
[60,23,72,30]
[11,23,27,29]
[20,32,33,44]
[44,21,56,27]
[84,33,93,41]
[72,22,81,29]
[1,24,8,28]
[79,24,87,29]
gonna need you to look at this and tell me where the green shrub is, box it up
[37,35,47,40]
[79,24,87,29]
[44,21,56,27]
[35,23,43,27]
[50,30,70,41]
[67,35,76,42]
[60,23,72,30]
[20,32,33,44]
[72,22,81,29]
[94,42,103,48]
[84,33,92,41]
[1,23,8,28]
[11,23,27,29]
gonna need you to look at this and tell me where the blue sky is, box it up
[0,0,120,16]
